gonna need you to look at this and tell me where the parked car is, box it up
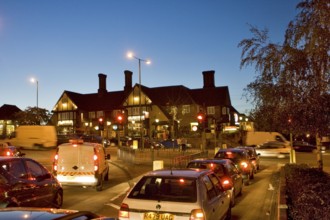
[214,148,255,185]
[256,141,290,158]
[187,158,243,206]
[236,146,260,172]
[292,141,317,152]
[0,142,24,157]
[0,157,63,208]
[0,207,113,220]
[118,168,232,220]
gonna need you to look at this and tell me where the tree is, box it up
[14,107,53,125]
[238,0,330,139]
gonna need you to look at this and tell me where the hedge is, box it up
[284,164,330,220]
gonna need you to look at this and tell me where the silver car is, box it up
[119,169,232,220]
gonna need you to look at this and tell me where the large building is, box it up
[51,70,243,141]
[0,104,21,138]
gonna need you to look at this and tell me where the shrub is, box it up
[284,164,330,220]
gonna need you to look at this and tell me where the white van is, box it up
[243,131,290,147]
[53,139,110,191]
[9,125,57,149]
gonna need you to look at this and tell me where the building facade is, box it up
[51,70,242,141]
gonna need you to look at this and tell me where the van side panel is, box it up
[10,125,57,149]
[243,131,289,147]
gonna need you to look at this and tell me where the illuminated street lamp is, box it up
[30,78,39,124]
[127,51,151,149]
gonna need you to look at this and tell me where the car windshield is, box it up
[215,151,245,162]
[128,176,197,203]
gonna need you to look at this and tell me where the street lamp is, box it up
[127,51,151,149]
[30,78,39,124]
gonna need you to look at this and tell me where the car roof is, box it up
[143,168,212,178]
[216,148,247,153]
[0,207,109,220]
[188,158,233,165]
[0,156,24,162]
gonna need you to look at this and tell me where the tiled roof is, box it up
[59,83,233,112]
[0,104,22,119]
[64,90,127,111]
[190,86,232,106]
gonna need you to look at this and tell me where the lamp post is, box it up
[30,78,39,124]
[127,52,151,149]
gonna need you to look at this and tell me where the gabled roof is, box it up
[0,104,22,119]
[142,85,196,106]
[62,90,127,111]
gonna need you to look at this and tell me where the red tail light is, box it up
[241,161,248,169]
[118,203,129,218]
[190,209,205,220]
[93,149,99,171]
[6,151,12,156]
[53,154,58,172]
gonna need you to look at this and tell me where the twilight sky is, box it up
[0,0,300,114]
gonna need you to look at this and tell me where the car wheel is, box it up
[231,189,235,207]
[225,205,232,220]
[104,168,109,181]
[96,176,103,191]
[250,171,254,180]
[53,190,63,208]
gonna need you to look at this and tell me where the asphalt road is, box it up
[21,147,330,219]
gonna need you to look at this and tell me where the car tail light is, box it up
[118,203,129,218]
[6,151,12,156]
[241,161,248,169]
[190,209,205,220]
[93,149,99,171]
[53,154,58,172]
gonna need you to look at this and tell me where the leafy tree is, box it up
[238,0,329,139]
[14,106,53,125]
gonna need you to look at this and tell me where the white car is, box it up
[256,141,290,158]
[118,169,232,220]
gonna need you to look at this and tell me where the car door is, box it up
[24,159,55,207]
[1,158,35,207]
[202,173,228,220]
[225,163,243,196]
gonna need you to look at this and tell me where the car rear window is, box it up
[215,151,245,162]
[187,162,225,177]
[128,176,197,203]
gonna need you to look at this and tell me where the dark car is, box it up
[214,148,255,185]
[0,207,114,220]
[293,141,317,152]
[187,158,243,206]
[236,146,260,172]
[0,142,24,157]
[0,157,63,208]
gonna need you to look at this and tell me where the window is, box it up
[202,175,217,200]
[26,160,48,179]
[207,106,215,115]
[96,111,104,118]
[182,105,190,114]
[1,160,27,179]
[88,112,96,119]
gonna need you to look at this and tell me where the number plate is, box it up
[144,212,174,220]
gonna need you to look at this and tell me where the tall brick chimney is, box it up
[203,70,215,88]
[98,73,107,97]
[124,70,133,93]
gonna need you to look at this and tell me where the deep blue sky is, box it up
[0,0,300,114]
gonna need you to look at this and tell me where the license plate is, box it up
[144,212,174,220]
